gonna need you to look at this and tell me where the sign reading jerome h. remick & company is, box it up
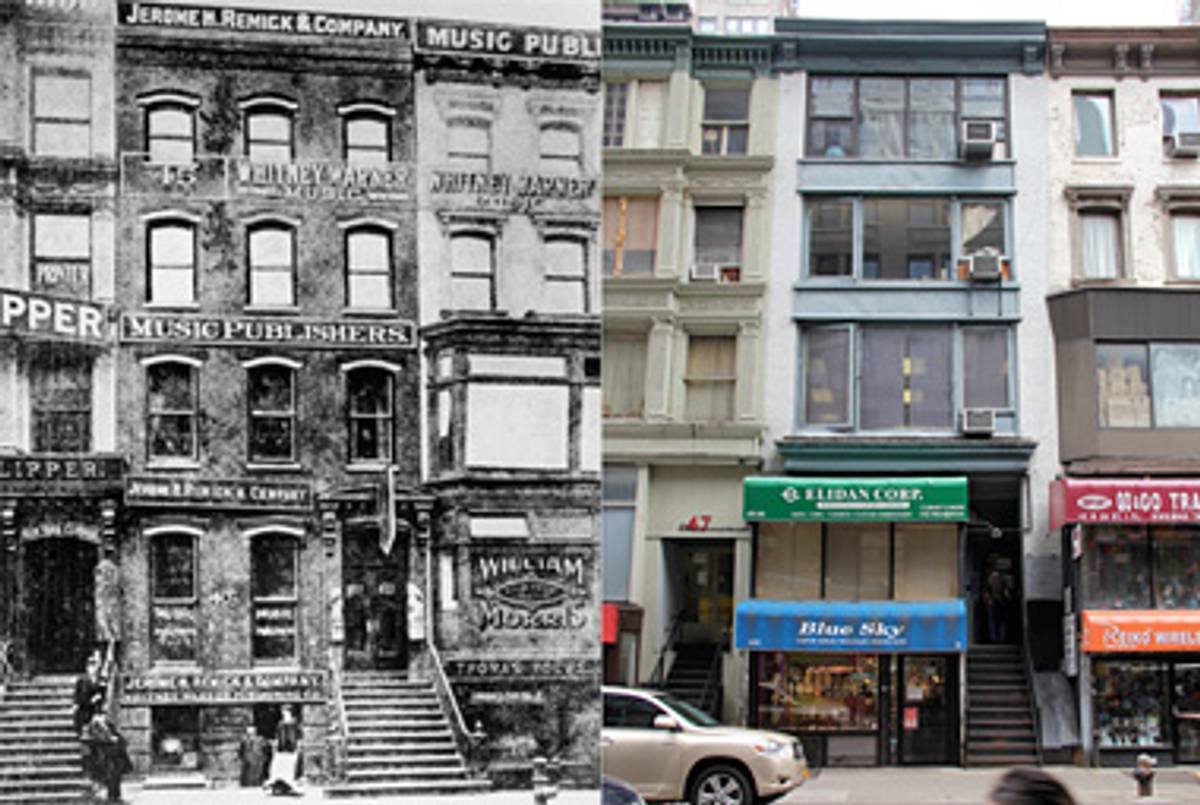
[119,3,407,38]
[121,671,326,704]
[743,476,968,523]
[120,313,415,349]
[125,476,313,511]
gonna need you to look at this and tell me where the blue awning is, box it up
[735,599,967,654]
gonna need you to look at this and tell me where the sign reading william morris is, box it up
[471,546,593,632]
[120,313,415,349]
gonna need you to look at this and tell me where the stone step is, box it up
[0,765,84,780]
[0,718,75,731]
[0,778,90,795]
[345,765,470,782]
[348,729,455,743]
[346,711,446,723]
[347,741,460,755]
[325,779,492,798]
[966,753,1038,766]
[0,793,88,805]
[0,732,81,745]
[345,753,462,770]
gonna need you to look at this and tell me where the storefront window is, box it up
[1094,661,1168,748]
[1152,527,1200,608]
[893,524,957,601]
[151,533,197,663]
[756,523,821,600]
[252,534,298,662]
[1175,664,1200,761]
[757,652,879,732]
[825,523,889,600]
[1084,526,1152,609]
[151,706,200,769]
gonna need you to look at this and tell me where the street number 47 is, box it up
[683,515,712,532]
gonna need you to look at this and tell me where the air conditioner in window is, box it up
[691,262,720,282]
[965,253,1006,282]
[959,119,997,161]
[960,407,996,437]
[1170,131,1200,158]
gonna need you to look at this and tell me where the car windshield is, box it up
[651,691,721,728]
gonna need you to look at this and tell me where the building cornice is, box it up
[776,435,1037,474]
[1048,26,1200,79]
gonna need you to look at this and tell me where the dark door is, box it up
[343,526,407,671]
[674,541,734,647]
[25,538,97,674]
[899,655,956,764]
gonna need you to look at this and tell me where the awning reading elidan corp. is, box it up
[735,599,967,653]
[743,477,968,522]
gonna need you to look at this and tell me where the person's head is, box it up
[988,767,1077,805]
[281,705,294,721]
[245,725,258,738]
[86,652,101,675]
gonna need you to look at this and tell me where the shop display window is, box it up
[1152,527,1200,609]
[1094,661,1168,748]
[757,652,879,732]
[151,706,201,769]
[1174,664,1200,762]
[1083,526,1152,609]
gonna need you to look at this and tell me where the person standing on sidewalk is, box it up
[82,708,131,803]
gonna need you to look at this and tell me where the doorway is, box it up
[342,526,407,671]
[25,537,98,674]
[898,655,957,764]
[665,540,733,648]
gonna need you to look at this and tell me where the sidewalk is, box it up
[121,784,600,805]
[778,766,1200,804]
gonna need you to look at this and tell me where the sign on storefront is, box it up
[413,20,599,61]
[125,476,313,511]
[119,312,415,350]
[1051,478,1200,528]
[735,599,967,653]
[119,3,407,38]
[0,455,124,495]
[471,547,593,632]
[743,477,968,522]
[1081,610,1200,653]
[445,657,598,680]
[121,671,326,704]
[429,171,597,214]
[0,287,108,344]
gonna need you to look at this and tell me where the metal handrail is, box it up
[427,640,476,767]
[1022,622,1045,765]
[699,645,722,716]
[649,610,685,687]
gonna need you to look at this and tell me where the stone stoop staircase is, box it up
[664,644,722,718]
[325,672,490,798]
[0,676,91,804]
[965,644,1040,766]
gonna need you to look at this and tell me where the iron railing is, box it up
[648,610,685,688]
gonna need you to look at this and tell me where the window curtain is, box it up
[1081,212,1120,279]
[685,336,736,421]
[694,207,744,265]
[907,79,956,159]
[1174,214,1200,278]
[857,78,904,158]
[602,335,647,417]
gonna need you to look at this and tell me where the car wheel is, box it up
[688,764,754,805]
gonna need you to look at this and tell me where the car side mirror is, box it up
[653,713,680,731]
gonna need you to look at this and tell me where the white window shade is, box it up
[634,81,665,149]
[1081,212,1120,279]
[1173,214,1200,279]
[465,384,568,469]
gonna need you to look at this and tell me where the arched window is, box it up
[150,529,198,663]
[242,98,296,162]
[146,357,200,461]
[345,226,393,310]
[345,113,390,165]
[247,222,295,307]
[146,103,195,164]
[246,359,298,463]
[147,217,197,305]
[346,364,395,463]
[251,532,299,662]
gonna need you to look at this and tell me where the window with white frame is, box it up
[804,196,1006,281]
[247,361,297,463]
[243,100,295,162]
[1162,93,1200,155]
[697,16,718,33]
[724,16,769,34]
[801,324,1012,430]
[343,109,391,165]
[449,231,494,310]
[446,119,490,171]
[33,213,90,298]
[345,226,393,309]
[347,366,393,463]
[602,196,658,276]
[602,333,647,418]
[807,75,1008,160]
[151,530,198,663]
[602,465,637,602]
[251,533,298,662]
[147,103,196,164]
[30,346,91,452]
[147,358,199,461]
[684,334,737,421]
[1080,210,1122,280]
[693,206,743,281]
[33,72,90,157]
[701,86,750,156]
[248,223,295,307]
[148,218,196,305]
[463,357,570,470]
[604,79,666,149]
[603,83,628,147]
[1172,211,1200,280]
[544,236,588,313]
[540,124,581,175]
[1074,91,1115,157]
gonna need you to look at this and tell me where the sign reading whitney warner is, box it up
[118,3,408,39]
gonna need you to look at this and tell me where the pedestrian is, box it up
[82,709,130,803]
[73,651,104,735]
[983,570,1012,644]
[238,725,270,787]
[987,767,1077,805]
[264,704,302,796]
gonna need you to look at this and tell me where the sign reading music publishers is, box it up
[414,20,599,61]
[120,312,415,350]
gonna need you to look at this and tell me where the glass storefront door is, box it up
[899,655,954,764]
[1174,663,1200,762]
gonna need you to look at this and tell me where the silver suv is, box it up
[602,686,808,805]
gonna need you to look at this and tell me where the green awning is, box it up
[744,476,968,523]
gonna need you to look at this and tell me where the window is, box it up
[1080,210,1122,279]
[148,219,196,305]
[697,16,718,33]
[757,523,822,599]
[603,83,628,148]
[963,328,1009,409]
[151,532,197,662]
[1162,93,1200,153]
[30,348,91,452]
[602,466,637,602]
[1096,343,1150,428]
[826,523,890,600]
[893,523,957,600]
[147,360,198,461]
[693,206,743,279]
[701,86,749,156]
[725,16,769,34]
[147,104,195,164]
[33,73,90,157]
[251,533,298,661]
[540,124,581,175]
[344,112,390,165]
[1153,527,1200,608]
[247,362,296,463]
[248,223,295,307]
[804,327,851,426]
[684,335,736,422]
[861,327,952,429]
[347,367,393,463]
[1074,91,1115,157]
[805,196,992,281]
[447,120,489,171]
[603,196,657,277]
[807,76,1007,160]
[1172,212,1200,279]
[1094,660,1167,748]
[1084,526,1153,609]
[32,213,90,297]
[544,237,589,313]
[243,101,294,162]
[345,227,392,310]
[756,653,879,733]
[603,692,667,729]
[602,333,646,418]
[449,232,494,310]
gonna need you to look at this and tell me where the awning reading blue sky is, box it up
[735,599,967,653]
